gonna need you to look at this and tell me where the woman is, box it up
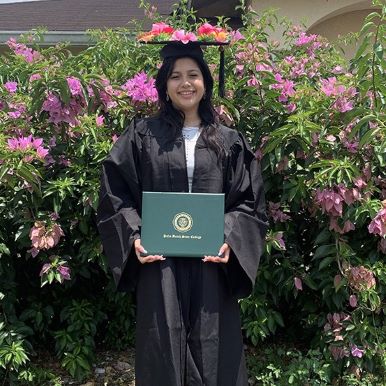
[97,41,268,386]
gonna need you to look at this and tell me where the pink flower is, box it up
[315,188,343,217]
[294,277,303,291]
[29,73,42,82]
[295,32,318,46]
[255,63,273,72]
[271,74,295,103]
[29,221,64,251]
[197,23,217,36]
[171,30,198,44]
[6,37,41,62]
[348,266,376,291]
[230,30,245,42]
[286,102,296,113]
[96,115,105,127]
[151,22,174,35]
[36,146,49,159]
[39,263,51,276]
[321,77,338,97]
[268,202,291,223]
[8,111,21,119]
[57,265,71,281]
[273,232,286,250]
[333,97,354,113]
[6,135,49,160]
[351,345,364,358]
[368,208,386,237]
[329,218,355,234]
[122,72,158,103]
[67,77,83,97]
[112,134,119,143]
[349,294,357,308]
[4,81,18,93]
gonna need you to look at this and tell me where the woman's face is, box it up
[166,57,205,115]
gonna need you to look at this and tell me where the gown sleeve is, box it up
[96,119,142,292]
[224,132,268,299]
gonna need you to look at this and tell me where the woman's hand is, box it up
[134,239,165,264]
[203,243,230,263]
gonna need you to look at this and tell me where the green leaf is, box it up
[319,255,335,270]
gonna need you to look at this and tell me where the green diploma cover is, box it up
[141,192,225,258]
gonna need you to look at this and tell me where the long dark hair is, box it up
[155,55,224,159]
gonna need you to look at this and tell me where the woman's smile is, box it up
[166,57,205,114]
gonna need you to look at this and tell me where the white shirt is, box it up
[182,126,201,192]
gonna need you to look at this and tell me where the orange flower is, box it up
[137,31,155,42]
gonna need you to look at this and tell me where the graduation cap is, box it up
[142,40,229,98]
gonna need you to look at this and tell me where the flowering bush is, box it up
[0,0,385,383]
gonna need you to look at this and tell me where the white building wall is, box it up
[249,0,379,57]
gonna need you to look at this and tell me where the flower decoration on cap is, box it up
[137,22,230,44]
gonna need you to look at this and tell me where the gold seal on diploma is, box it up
[173,212,193,233]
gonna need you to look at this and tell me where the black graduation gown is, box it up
[97,117,268,386]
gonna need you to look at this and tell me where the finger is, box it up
[202,256,224,263]
[217,243,227,256]
[139,255,165,264]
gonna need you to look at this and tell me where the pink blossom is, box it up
[99,79,118,110]
[321,77,338,97]
[29,221,64,251]
[273,232,286,250]
[6,37,41,62]
[332,66,344,74]
[122,72,158,103]
[67,77,83,97]
[40,263,51,276]
[268,202,291,223]
[197,23,218,36]
[6,135,49,160]
[336,185,360,205]
[315,188,343,217]
[333,97,354,112]
[286,103,297,113]
[36,146,49,159]
[368,208,386,237]
[171,30,198,44]
[295,32,318,46]
[29,73,42,82]
[57,265,71,281]
[96,115,105,127]
[112,134,119,143]
[255,63,272,72]
[294,277,303,291]
[329,218,355,234]
[4,81,18,93]
[151,22,174,35]
[247,76,260,87]
[230,30,245,42]
[8,111,21,119]
[348,266,376,291]
[349,294,357,308]
[351,345,364,358]
[42,92,83,126]
[271,74,295,103]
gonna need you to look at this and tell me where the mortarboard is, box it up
[140,39,229,97]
